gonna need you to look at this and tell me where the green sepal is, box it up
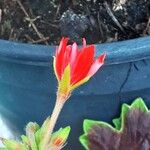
[51,126,71,143]
[71,77,90,91]
[58,65,71,94]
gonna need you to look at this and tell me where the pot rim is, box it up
[0,36,150,66]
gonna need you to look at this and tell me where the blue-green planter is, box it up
[0,36,150,149]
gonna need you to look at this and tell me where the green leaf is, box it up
[83,119,116,134]
[112,117,121,130]
[120,103,130,131]
[83,119,98,134]
[80,98,150,150]
[1,138,22,150]
[79,135,89,150]
[130,97,148,112]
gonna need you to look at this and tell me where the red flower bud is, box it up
[53,38,106,99]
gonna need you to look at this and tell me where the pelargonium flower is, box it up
[53,37,106,100]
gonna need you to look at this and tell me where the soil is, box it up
[0,0,150,45]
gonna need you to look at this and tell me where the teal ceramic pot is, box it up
[0,36,150,149]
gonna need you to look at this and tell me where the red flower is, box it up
[53,38,106,98]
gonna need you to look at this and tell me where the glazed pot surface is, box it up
[0,37,150,149]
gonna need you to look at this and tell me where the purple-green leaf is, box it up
[80,97,150,150]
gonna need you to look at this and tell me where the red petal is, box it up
[56,37,68,56]
[87,52,106,77]
[55,38,69,80]
[70,42,78,68]
[71,45,95,84]
[82,38,86,47]
[61,45,72,73]
[61,42,78,75]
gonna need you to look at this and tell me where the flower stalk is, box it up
[41,93,70,150]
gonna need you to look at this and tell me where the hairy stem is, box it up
[41,95,66,150]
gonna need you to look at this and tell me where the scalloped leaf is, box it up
[130,97,148,112]
[80,97,150,150]
[83,119,101,134]
[112,117,121,130]
[79,135,89,150]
